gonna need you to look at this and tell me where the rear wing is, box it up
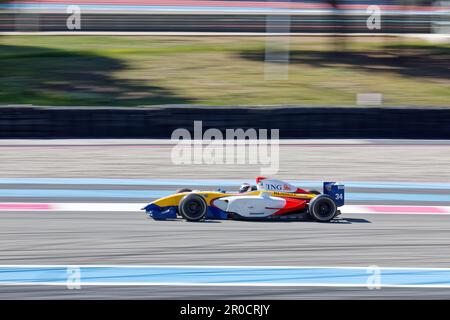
[323,182,345,207]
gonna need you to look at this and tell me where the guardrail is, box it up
[1,105,450,139]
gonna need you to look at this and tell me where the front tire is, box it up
[179,193,208,222]
[308,195,337,222]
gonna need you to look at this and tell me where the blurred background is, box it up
[0,0,449,179]
[0,0,448,108]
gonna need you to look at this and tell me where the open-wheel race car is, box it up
[143,177,344,222]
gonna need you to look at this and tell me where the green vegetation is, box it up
[0,36,449,106]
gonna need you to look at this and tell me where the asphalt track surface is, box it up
[1,210,450,298]
[1,140,450,299]
[1,139,449,182]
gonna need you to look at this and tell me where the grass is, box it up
[0,35,449,107]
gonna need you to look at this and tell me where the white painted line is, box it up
[340,205,373,214]
[55,202,144,212]
[0,202,144,212]
[342,205,450,215]
[3,264,450,270]
[4,282,450,288]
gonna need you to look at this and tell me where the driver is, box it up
[239,183,257,193]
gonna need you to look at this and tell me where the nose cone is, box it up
[142,203,160,212]
[143,203,177,220]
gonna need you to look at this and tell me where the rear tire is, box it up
[179,193,208,222]
[308,195,337,222]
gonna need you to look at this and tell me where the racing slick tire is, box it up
[308,195,337,222]
[179,193,208,222]
[175,189,193,216]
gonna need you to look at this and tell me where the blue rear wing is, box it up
[323,182,345,207]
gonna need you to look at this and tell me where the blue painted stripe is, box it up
[1,266,450,287]
[0,188,449,202]
[0,189,171,199]
[0,178,248,187]
[2,178,450,190]
[0,4,446,16]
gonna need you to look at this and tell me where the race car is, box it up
[142,177,344,222]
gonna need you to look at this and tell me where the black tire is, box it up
[176,189,192,216]
[308,189,321,195]
[308,195,337,222]
[179,193,208,222]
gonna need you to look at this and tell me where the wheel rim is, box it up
[314,199,335,219]
[183,199,205,219]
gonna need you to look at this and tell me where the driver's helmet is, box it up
[239,183,256,193]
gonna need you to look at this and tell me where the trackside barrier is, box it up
[1,105,450,139]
